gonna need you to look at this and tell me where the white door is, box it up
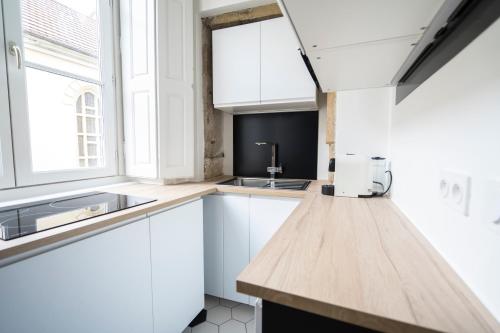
[150,199,204,333]
[120,0,158,178]
[223,193,250,304]
[260,18,316,104]
[0,3,15,189]
[157,0,196,179]
[203,195,224,297]
[212,22,261,107]
[0,219,154,333]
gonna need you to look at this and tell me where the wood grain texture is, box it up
[237,194,500,333]
[0,183,217,262]
[1,180,498,333]
[326,91,336,145]
[205,4,282,30]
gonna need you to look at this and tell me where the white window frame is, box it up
[0,2,15,189]
[2,0,117,187]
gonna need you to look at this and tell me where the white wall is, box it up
[317,88,392,180]
[390,19,500,320]
[200,0,275,17]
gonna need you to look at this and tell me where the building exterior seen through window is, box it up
[21,0,104,171]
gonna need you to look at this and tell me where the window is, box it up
[76,91,103,168]
[1,0,116,186]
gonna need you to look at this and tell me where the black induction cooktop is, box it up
[0,192,156,241]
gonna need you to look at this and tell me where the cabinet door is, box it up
[223,194,250,304]
[203,195,224,297]
[261,18,316,103]
[250,195,300,259]
[150,199,204,333]
[0,219,154,333]
[249,196,300,305]
[213,22,260,107]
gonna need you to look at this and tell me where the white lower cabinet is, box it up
[150,199,204,333]
[0,199,205,333]
[204,194,300,305]
[223,194,250,304]
[249,195,300,260]
[0,219,154,333]
[203,195,224,297]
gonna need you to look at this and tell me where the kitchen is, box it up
[0,0,499,332]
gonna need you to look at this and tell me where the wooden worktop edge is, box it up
[237,280,438,333]
[0,187,217,262]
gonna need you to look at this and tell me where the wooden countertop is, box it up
[237,186,500,332]
[0,179,305,263]
[1,180,498,332]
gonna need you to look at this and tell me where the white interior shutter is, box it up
[120,0,158,178]
[156,0,195,180]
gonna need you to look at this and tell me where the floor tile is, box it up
[220,319,246,333]
[207,305,231,325]
[204,294,220,310]
[220,298,239,308]
[232,304,254,323]
[246,319,255,333]
[192,322,218,333]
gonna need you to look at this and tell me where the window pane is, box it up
[85,108,96,115]
[79,159,86,167]
[87,143,97,156]
[77,116,83,133]
[76,96,82,113]
[25,68,104,171]
[78,135,84,156]
[21,0,101,80]
[88,158,98,167]
[86,117,96,134]
[87,136,97,142]
[85,92,95,107]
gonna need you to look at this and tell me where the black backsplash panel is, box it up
[233,111,318,179]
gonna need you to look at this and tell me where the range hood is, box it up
[392,0,500,103]
[279,0,500,102]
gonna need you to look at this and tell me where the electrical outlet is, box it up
[440,170,471,216]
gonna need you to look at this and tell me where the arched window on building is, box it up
[76,91,102,168]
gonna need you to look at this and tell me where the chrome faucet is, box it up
[255,142,283,180]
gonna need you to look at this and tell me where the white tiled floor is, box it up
[183,294,255,333]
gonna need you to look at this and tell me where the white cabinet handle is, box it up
[8,42,22,69]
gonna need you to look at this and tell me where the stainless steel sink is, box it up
[217,177,311,191]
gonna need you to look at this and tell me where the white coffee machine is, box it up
[334,154,391,198]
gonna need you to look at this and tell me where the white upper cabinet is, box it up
[121,0,195,180]
[280,0,445,91]
[213,22,261,108]
[260,18,316,104]
[212,18,317,112]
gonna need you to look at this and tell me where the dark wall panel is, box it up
[233,111,318,179]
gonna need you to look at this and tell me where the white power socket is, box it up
[439,170,471,216]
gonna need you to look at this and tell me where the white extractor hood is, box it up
[279,0,446,92]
